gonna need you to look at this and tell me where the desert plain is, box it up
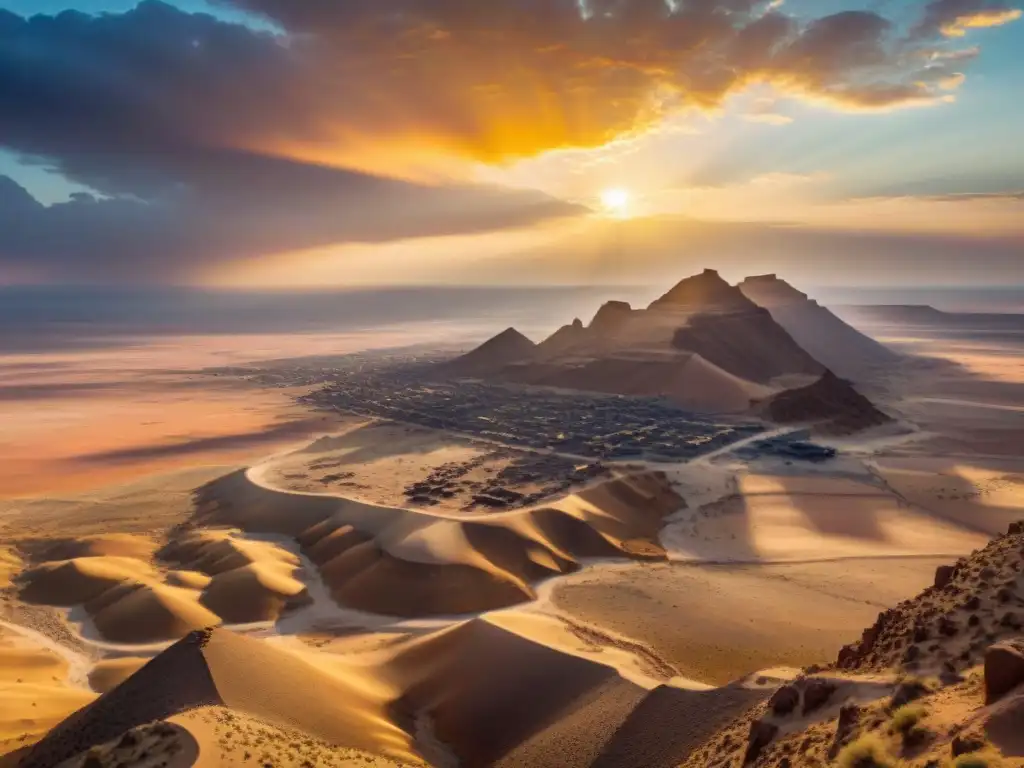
[2,272,1024,768]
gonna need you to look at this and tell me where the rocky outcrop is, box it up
[768,684,799,716]
[838,521,1024,675]
[802,679,837,715]
[743,719,778,764]
[828,703,861,759]
[934,564,957,589]
[758,370,891,435]
[985,638,1024,704]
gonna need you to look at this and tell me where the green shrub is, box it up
[837,734,896,768]
[890,703,926,734]
[953,753,1002,768]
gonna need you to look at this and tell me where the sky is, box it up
[0,0,1022,288]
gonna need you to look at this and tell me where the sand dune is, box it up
[17,555,224,643]
[171,706,418,768]
[165,569,212,589]
[381,616,644,767]
[202,563,311,623]
[17,557,157,607]
[198,466,682,617]
[15,528,315,641]
[89,582,221,645]
[0,626,94,751]
[37,534,158,563]
[18,612,778,768]
[87,657,148,694]
[21,628,420,768]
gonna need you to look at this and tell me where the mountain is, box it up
[431,270,890,423]
[589,300,634,335]
[649,268,754,312]
[756,370,892,434]
[739,275,899,380]
[442,327,537,376]
[536,317,589,356]
[501,353,773,413]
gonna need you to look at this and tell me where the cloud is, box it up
[742,96,793,124]
[0,0,1019,283]
[2,1,1017,175]
[905,191,1024,202]
[0,160,586,283]
[911,0,1022,38]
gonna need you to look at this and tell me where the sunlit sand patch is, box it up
[663,472,987,563]
[0,626,95,749]
[873,457,1024,535]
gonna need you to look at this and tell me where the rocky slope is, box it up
[757,370,892,435]
[680,521,1024,768]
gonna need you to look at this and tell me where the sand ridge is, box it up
[14,528,315,643]
[196,461,682,617]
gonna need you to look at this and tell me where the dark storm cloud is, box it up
[0,160,586,281]
[0,0,1019,282]
[0,3,585,281]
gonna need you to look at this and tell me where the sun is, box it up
[600,187,630,216]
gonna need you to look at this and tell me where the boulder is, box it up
[768,684,800,716]
[984,638,1024,704]
[934,565,956,589]
[837,643,859,668]
[802,679,837,715]
[744,719,778,764]
[828,703,860,759]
